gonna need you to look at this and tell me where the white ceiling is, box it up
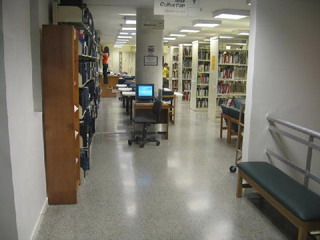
[84,0,251,46]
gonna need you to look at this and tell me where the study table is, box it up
[122,91,135,119]
[134,102,169,139]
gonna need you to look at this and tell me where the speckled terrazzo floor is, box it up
[36,98,300,240]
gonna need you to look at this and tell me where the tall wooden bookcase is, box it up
[42,25,80,205]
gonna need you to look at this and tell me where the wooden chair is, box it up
[220,113,239,144]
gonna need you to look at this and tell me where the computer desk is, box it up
[134,102,169,139]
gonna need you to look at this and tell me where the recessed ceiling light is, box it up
[115,42,126,45]
[119,13,136,16]
[232,29,250,36]
[163,40,168,43]
[116,39,129,42]
[164,37,176,40]
[119,32,129,35]
[131,32,136,35]
[212,9,250,20]
[170,33,186,37]
[122,27,136,31]
[114,45,124,48]
[124,17,136,25]
[192,20,221,28]
[246,0,251,6]
[219,36,234,39]
[118,36,132,39]
[180,28,200,33]
[183,44,192,46]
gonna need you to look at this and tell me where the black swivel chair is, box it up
[128,100,162,148]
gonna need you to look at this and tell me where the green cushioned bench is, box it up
[237,161,320,240]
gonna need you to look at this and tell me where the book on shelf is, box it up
[219,51,248,64]
[183,46,192,56]
[196,98,208,108]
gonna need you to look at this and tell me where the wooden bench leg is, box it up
[227,119,232,144]
[237,172,243,198]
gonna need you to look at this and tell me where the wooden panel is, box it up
[42,25,79,204]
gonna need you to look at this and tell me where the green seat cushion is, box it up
[237,162,320,221]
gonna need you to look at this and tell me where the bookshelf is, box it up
[42,25,80,205]
[181,44,192,102]
[43,4,101,205]
[191,41,211,111]
[209,38,248,119]
[170,46,179,92]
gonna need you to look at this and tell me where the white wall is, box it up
[0,1,19,239]
[243,0,320,192]
[2,0,48,239]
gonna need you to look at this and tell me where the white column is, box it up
[136,8,164,97]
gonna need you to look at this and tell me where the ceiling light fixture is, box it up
[192,20,221,28]
[124,17,136,25]
[118,13,136,16]
[119,32,129,35]
[219,35,234,39]
[116,39,129,42]
[232,29,250,36]
[131,32,136,35]
[115,42,126,45]
[117,36,132,39]
[114,45,124,48]
[180,28,201,33]
[183,44,192,46]
[212,9,250,20]
[246,0,251,6]
[121,25,136,31]
[164,37,176,40]
[170,33,187,37]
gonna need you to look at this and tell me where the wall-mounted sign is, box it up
[148,45,155,55]
[154,0,200,16]
[141,19,164,30]
[144,56,158,66]
[211,56,216,71]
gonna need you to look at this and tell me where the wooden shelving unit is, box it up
[191,41,211,111]
[42,25,80,205]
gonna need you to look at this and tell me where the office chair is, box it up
[128,100,162,148]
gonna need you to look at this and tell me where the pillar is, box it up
[136,8,164,97]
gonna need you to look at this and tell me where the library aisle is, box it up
[37,99,296,240]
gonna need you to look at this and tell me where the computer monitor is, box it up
[136,84,154,102]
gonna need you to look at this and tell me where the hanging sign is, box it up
[154,0,200,16]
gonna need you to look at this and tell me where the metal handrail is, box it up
[266,115,320,187]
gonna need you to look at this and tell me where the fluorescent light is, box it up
[170,33,186,37]
[163,40,168,43]
[192,20,221,28]
[180,28,200,33]
[246,0,251,6]
[115,42,126,45]
[116,39,129,42]
[164,37,176,40]
[119,32,129,35]
[183,44,192,46]
[114,45,124,48]
[210,36,218,40]
[122,27,136,31]
[219,36,234,39]
[212,9,250,20]
[117,36,132,39]
[131,32,136,35]
[124,17,136,25]
[119,13,136,16]
[232,30,250,36]
[125,20,136,24]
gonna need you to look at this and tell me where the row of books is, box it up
[183,59,192,68]
[196,98,208,108]
[183,46,192,56]
[172,80,178,89]
[78,30,99,57]
[197,87,209,96]
[219,51,247,64]
[198,49,210,60]
[218,66,247,80]
[172,71,179,78]
[183,92,190,101]
[217,81,246,93]
[173,54,179,62]
[183,81,191,91]
[79,61,98,85]
[172,62,178,69]
[197,74,209,84]
[198,63,210,72]
[183,69,192,79]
